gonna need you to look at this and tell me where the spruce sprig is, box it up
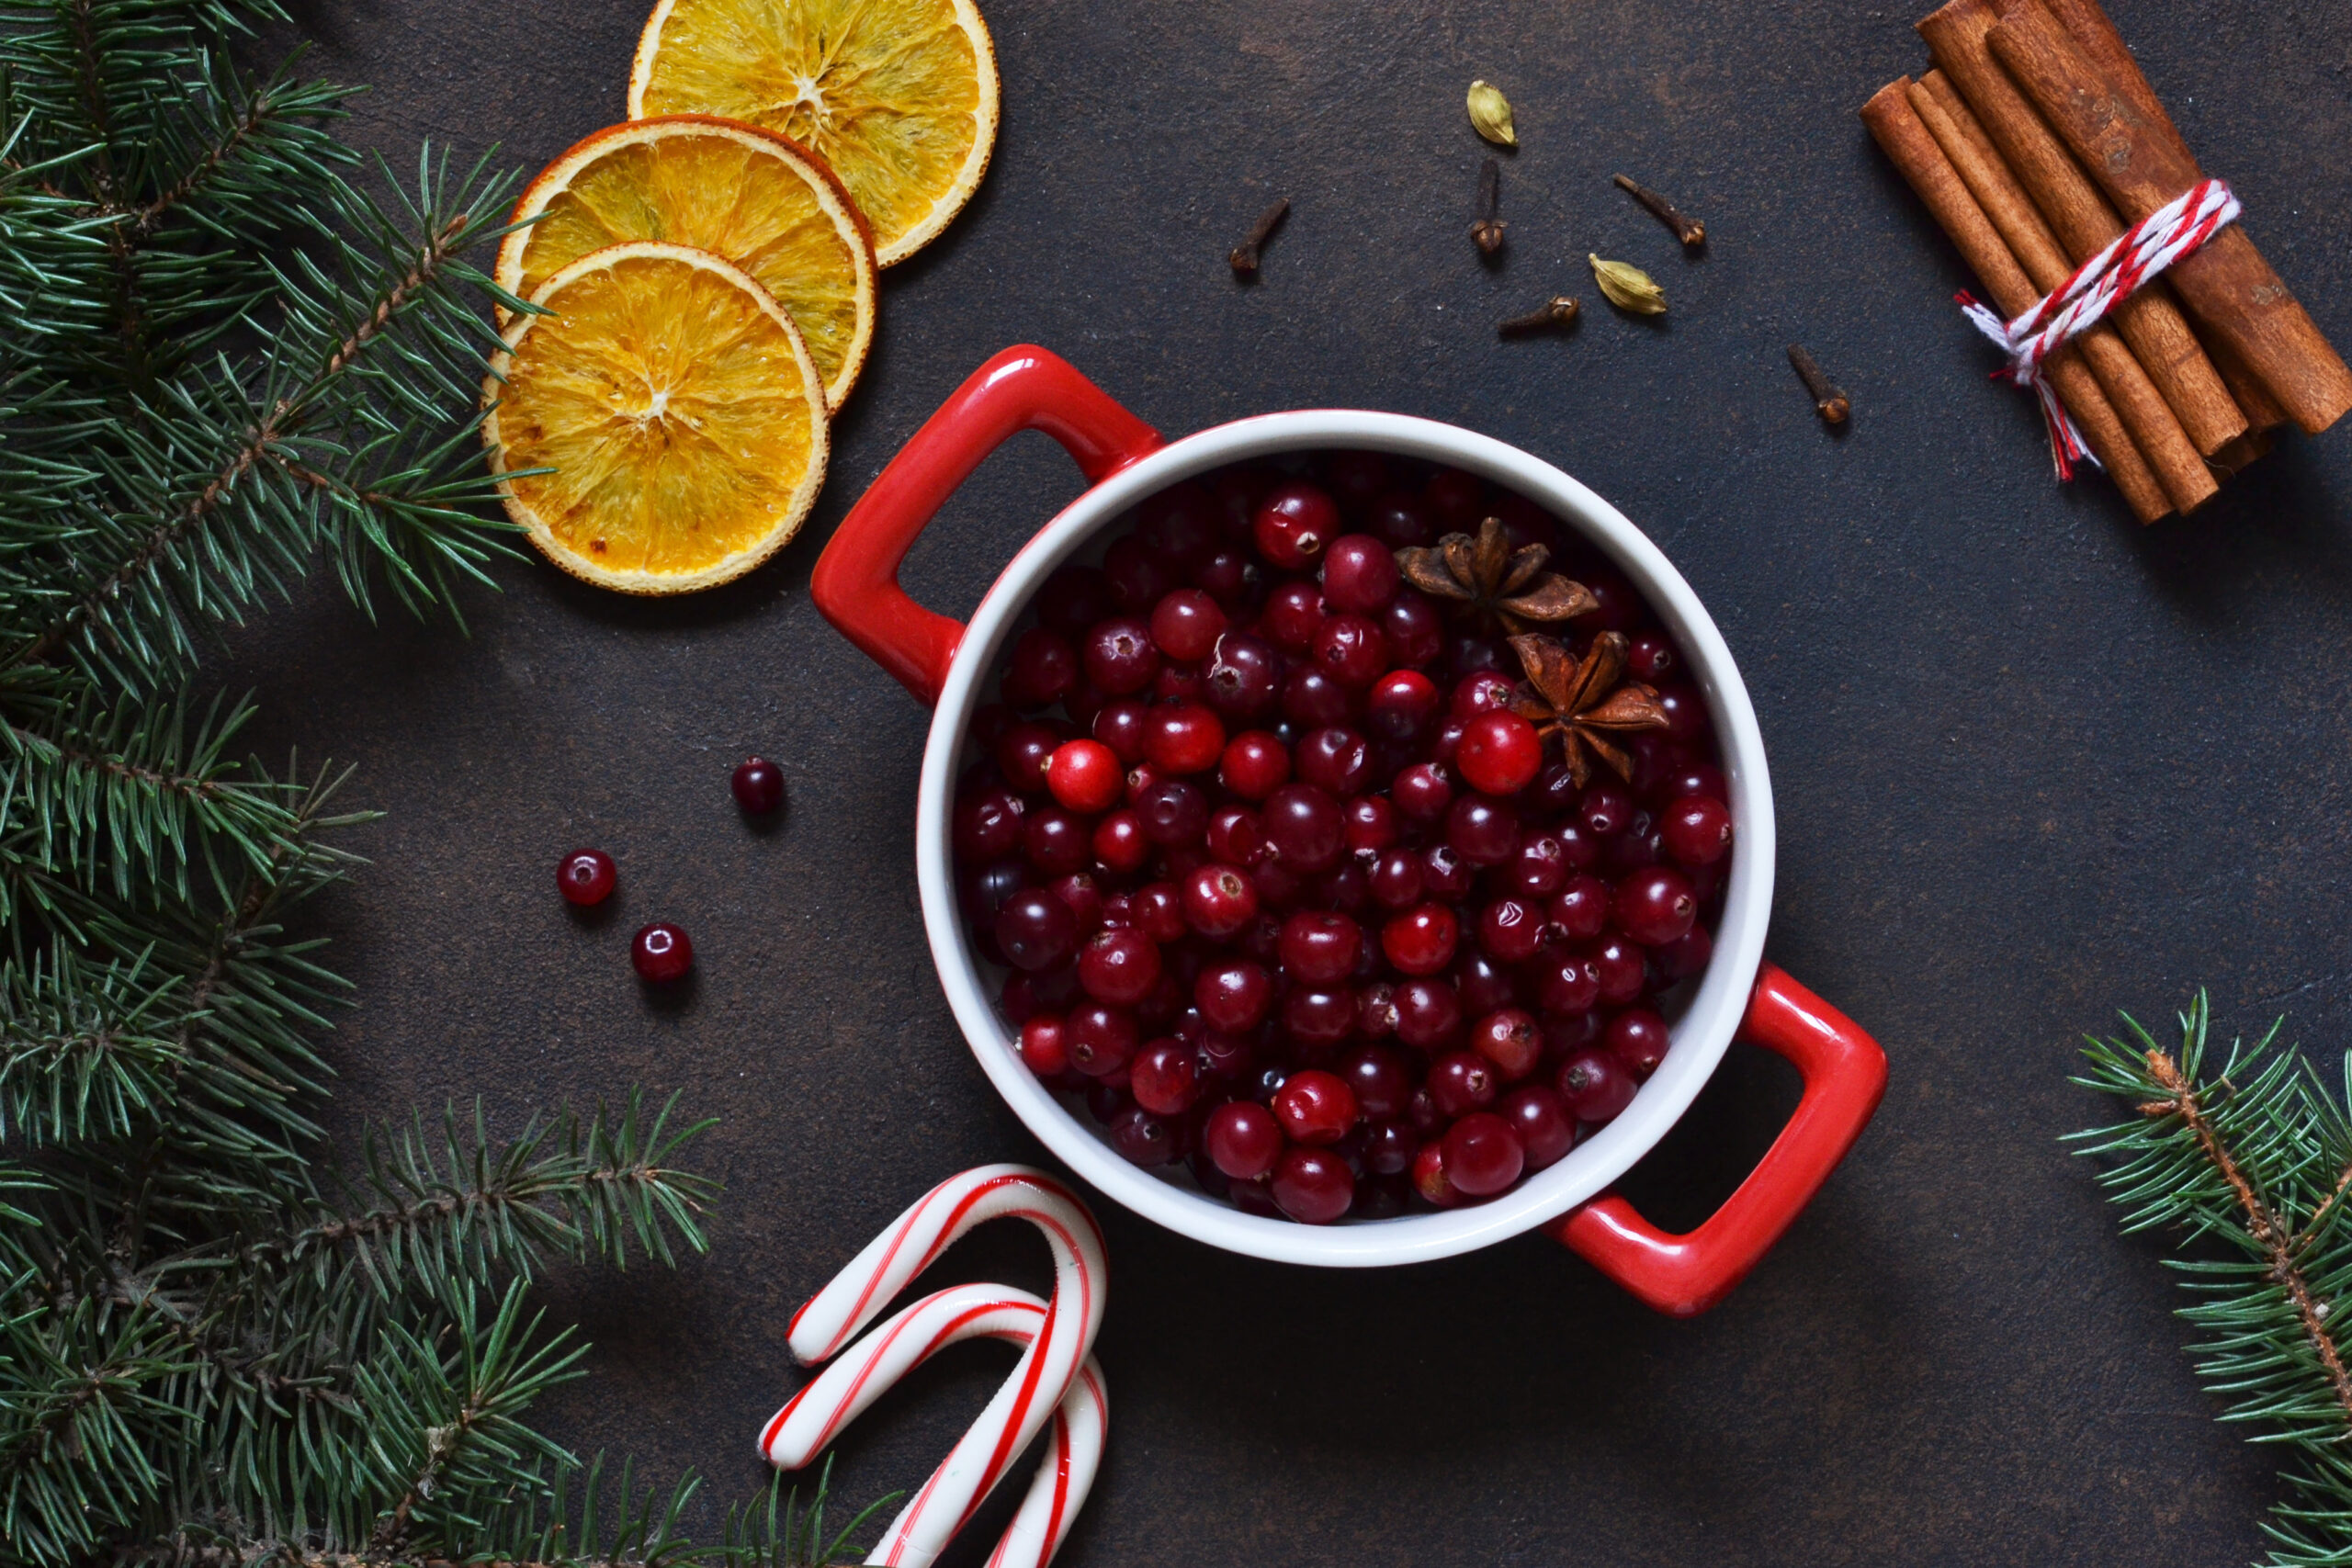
[2075,995,2352,1566]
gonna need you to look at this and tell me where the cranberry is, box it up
[955,789,1025,862]
[1203,632,1283,717]
[1001,628,1077,708]
[1280,911,1363,984]
[996,889,1078,972]
[1080,928,1161,1005]
[1272,1145,1355,1224]
[726,754,787,818]
[1019,1014,1069,1076]
[1320,534,1401,612]
[1093,811,1148,874]
[1654,925,1713,981]
[1581,570,1643,631]
[1260,581,1324,651]
[1254,482,1340,570]
[1343,795,1398,856]
[1627,634,1676,682]
[996,720,1060,792]
[962,861,1029,931]
[1023,809,1091,876]
[1274,1068,1359,1145]
[1295,728,1372,795]
[1068,1004,1139,1076]
[1382,903,1459,976]
[1427,1050,1498,1116]
[1443,1112,1525,1196]
[1653,685,1706,743]
[1182,863,1259,939]
[1109,1104,1174,1166]
[1363,1120,1419,1176]
[1536,952,1600,1016]
[1607,1007,1671,1077]
[1311,615,1387,686]
[1470,1008,1544,1080]
[1502,831,1571,897]
[1325,450,1389,506]
[1654,762,1729,805]
[1281,667,1351,728]
[1424,468,1484,527]
[1444,794,1519,866]
[1131,1038,1204,1114]
[1544,1010,1605,1058]
[1206,805,1264,866]
[1132,882,1187,942]
[1606,813,1664,872]
[1252,862,1305,913]
[1431,716,1466,767]
[1454,951,1518,1017]
[1446,671,1511,720]
[1476,897,1546,964]
[1261,784,1343,872]
[1368,850,1423,909]
[1204,1100,1283,1179]
[1502,1086,1577,1169]
[1037,565,1115,637]
[1323,859,1373,919]
[1089,700,1148,763]
[1579,782,1633,838]
[557,848,616,907]
[1044,739,1123,812]
[1557,1048,1635,1121]
[1615,866,1697,946]
[1196,960,1274,1031]
[1360,489,1430,548]
[1390,761,1454,822]
[631,922,693,983]
[1144,704,1225,775]
[1661,795,1733,867]
[1134,779,1207,845]
[1149,589,1227,660]
[1281,987,1356,1053]
[1591,934,1649,1005]
[1137,481,1218,563]
[1454,711,1542,796]
[1358,982,1399,1037]
[1419,842,1473,899]
[1382,592,1445,669]
[1102,536,1171,613]
[1216,729,1289,800]
[1395,979,1464,1051]
[1340,1044,1415,1120]
[1081,616,1159,694]
[1547,874,1611,942]
[1412,1140,1463,1206]
[1366,669,1439,740]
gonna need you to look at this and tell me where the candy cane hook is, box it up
[761,1285,1107,1568]
[768,1166,1109,1568]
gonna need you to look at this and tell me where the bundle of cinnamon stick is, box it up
[1861,0,2352,522]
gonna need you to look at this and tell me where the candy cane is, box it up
[760,1284,1107,1568]
[767,1166,1109,1568]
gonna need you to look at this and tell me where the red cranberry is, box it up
[1358,982,1399,1037]
[1591,933,1649,1005]
[1019,1015,1069,1076]
[1653,685,1706,743]
[1419,842,1472,899]
[1295,728,1372,795]
[1274,1068,1359,1145]
[1579,782,1633,838]
[1470,1008,1544,1080]
[1045,739,1123,812]
[1261,784,1343,872]
[1443,1112,1524,1196]
[1134,779,1207,845]
[1341,1044,1415,1119]
[1391,761,1454,822]
[1196,960,1274,1031]
[1081,616,1159,694]
[1216,729,1290,800]
[962,860,1029,930]
[1281,668,1351,728]
[1205,1101,1283,1179]
[996,720,1060,792]
[1001,628,1077,708]
[1454,951,1518,1018]
[1080,928,1161,1005]
[996,888,1078,972]
[1501,831,1570,897]
[1207,805,1264,866]
[1320,534,1401,611]
[1366,669,1439,740]
[1383,592,1445,668]
[1606,812,1663,872]
[1103,536,1172,613]
[1661,795,1733,867]
[1502,1086,1577,1169]
[1136,482,1218,566]
[1450,670,1517,719]
[1311,614,1387,686]
[1395,979,1464,1051]
[1654,925,1713,981]
[1271,1145,1355,1224]
[955,789,1025,862]
[1281,987,1357,1053]
[1068,1004,1139,1076]
[1557,1048,1635,1121]
[631,922,693,983]
[1366,490,1436,549]
[1615,866,1697,946]
[1382,903,1459,976]
[1454,711,1541,796]
[1444,794,1519,866]
[1627,634,1676,681]
[1427,1050,1498,1116]
[1280,911,1363,984]
[731,756,787,816]
[1149,589,1227,660]
[1544,1010,1605,1058]
[1607,1007,1671,1077]
[1343,795,1398,855]
[1144,704,1226,775]
[1093,811,1148,874]
[1476,897,1546,964]
[1252,862,1305,913]
[557,849,616,907]
[1131,882,1187,943]
[1424,468,1483,527]
[1368,849,1423,909]
[1203,632,1282,717]
[1547,874,1611,942]
[1109,1104,1174,1166]
[1254,482,1340,570]
[1654,762,1729,805]
[1182,863,1259,939]
[1132,1038,1204,1114]
[1091,700,1148,763]
[1363,1120,1419,1176]
[1536,951,1600,1016]
[1412,1139,1463,1206]
[1023,809,1091,876]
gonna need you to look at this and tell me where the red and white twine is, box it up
[1956,176,2240,480]
[763,1166,1109,1568]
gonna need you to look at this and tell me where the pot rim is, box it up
[915,409,1776,1267]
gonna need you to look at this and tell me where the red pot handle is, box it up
[813,346,1165,705]
[1547,963,1887,1317]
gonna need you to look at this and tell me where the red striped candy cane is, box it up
[760,1284,1107,1568]
[772,1166,1108,1568]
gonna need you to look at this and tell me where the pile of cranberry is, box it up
[954,452,1732,1225]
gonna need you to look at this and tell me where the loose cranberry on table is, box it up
[730,756,787,816]
[957,451,1729,1221]
[631,921,693,983]
[556,848,616,907]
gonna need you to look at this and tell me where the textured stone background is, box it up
[229,0,2352,1562]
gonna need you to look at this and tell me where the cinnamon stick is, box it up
[1861,79,2171,523]
[1917,0,2246,457]
[1908,76,2213,512]
[1986,0,2352,435]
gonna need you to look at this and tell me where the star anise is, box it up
[1394,517,1597,637]
[1508,631,1669,787]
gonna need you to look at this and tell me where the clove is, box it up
[1612,175,1705,248]
[1786,344,1850,424]
[1498,296,1580,336]
[1227,197,1290,277]
[1469,158,1506,256]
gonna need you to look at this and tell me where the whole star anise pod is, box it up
[1508,631,1669,786]
[1394,517,1597,637]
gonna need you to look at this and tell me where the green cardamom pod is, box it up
[1589,254,1667,315]
[1466,80,1517,146]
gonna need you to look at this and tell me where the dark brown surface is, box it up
[228,0,2352,1562]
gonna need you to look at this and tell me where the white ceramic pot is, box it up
[815,347,1885,1314]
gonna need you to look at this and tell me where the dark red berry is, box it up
[1182,863,1260,940]
[1274,1068,1359,1145]
[1390,761,1454,822]
[1320,534,1401,612]
[557,849,616,907]
[1045,739,1123,812]
[1469,1008,1544,1080]
[1661,795,1734,867]
[1019,1015,1069,1076]
[1131,1038,1204,1114]
[1476,897,1547,964]
[955,789,1025,862]
[1092,811,1148,874]
[1341,1045,1416,1120]
[1295,728,1372,795]
[1203,632,1283,717]
[1109,1104,1174,1166]
[997,889,1078,972]
[1206,805,1264,867]
[1261,784,1343,873]
[1557,1048,1635,1121]
[1037,564,1115,637]
[1395,979,1464,1051]
[1279,910,1363,985]
[1068,1004,1139,1076]
[1144,703,1226,775]
[1091,700,1150,763]
[1427,1050,1498,1116]
[1444,794,1519,866]
[1607,1007,1671,1078]
[1196,960,1274,1032]
[1080,928,1161,1005]
[1271,1145,1355,1224]
[1081,616,1159,694]
[1149,589,1227,660]
[631,922,693,983]
[1547,874,1611,943]
[1454,711,1542,796]
[1367,669,1440,740]
[1536,951,1600,1017]
[1254,482,1340,570]
[1205,1101,1283,1179]
[1579,782,1633,838]
[1218,730,1291,800]
[1001,628,1078,708]
[1412,1139,1463,1206]
[1615,865,1697,946]
[1442,1111,1524,1196]
[1382,592,1445,668]
[731,757,787,816]
[1383,903,1459,976]
[1502,1086,1577,1169]
[1311,614,1387,686]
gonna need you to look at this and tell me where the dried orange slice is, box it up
[496,117,876,410]
[482,242,828,595]
[627,0,998,266]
